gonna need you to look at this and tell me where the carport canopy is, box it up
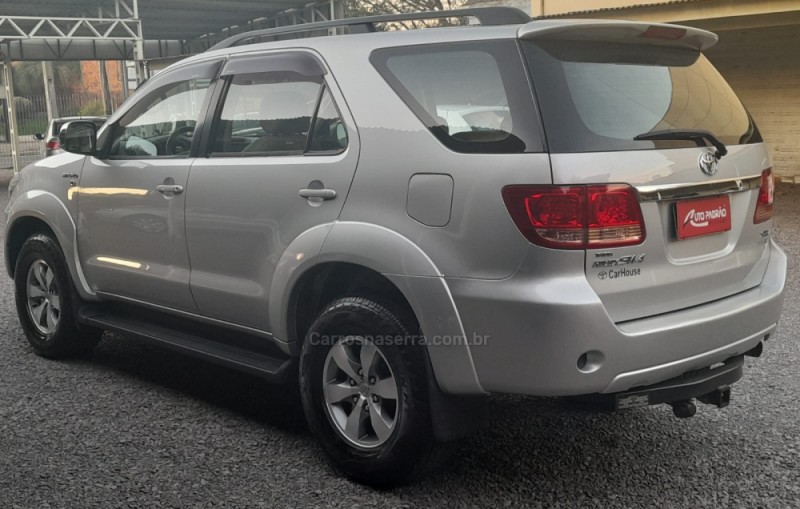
[0,0,344,171]
[1,0,344,61]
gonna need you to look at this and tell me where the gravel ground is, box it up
[1,182,799,508]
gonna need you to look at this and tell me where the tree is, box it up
[11,61,81,97]
[345,0,466,28]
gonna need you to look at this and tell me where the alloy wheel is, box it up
[26,259,60,335]
[322,336,399,449]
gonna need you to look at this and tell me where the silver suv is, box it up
[5,8,787,487]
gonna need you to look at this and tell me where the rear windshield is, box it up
[522,41,761,153]
[371,41,543,153]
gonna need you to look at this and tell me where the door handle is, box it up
[298,188,336,200]
[156,184,184,195]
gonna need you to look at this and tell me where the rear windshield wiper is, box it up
[634,129,728,159]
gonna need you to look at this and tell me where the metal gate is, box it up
[0,92,124,169]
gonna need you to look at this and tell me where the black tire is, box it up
[299,297,435,488]
[14,233,102,358]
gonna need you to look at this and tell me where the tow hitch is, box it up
[608,356,744,418]
[698,385,731,408]
[669,400,696,418]
[669,385,731,418]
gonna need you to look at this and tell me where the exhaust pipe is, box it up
[745,341,763,358]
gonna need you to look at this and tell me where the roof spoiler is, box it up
[518,20,718,51]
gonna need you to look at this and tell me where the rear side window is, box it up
[371,41,543,153]
[309,88,348,152]
[210,72,347,156]
[522,40,761,153]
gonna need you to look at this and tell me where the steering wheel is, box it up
[165,125,195,155]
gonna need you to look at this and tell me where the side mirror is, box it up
[58,121,97,156]
[34,133,45,141]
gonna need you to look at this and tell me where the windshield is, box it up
[522,40,761,153]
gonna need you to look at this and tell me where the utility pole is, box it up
[132,0,147,86]
[118,61,129,100]
[42,61,59,120]
[99,61,113,115]
[98,5,114,113]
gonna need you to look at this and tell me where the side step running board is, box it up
[77,306,294,382]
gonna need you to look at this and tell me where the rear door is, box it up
[522,30,773,322]
[186,51,358,332]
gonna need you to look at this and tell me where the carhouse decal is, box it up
[675,195,732,240]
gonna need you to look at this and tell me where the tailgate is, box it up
[521,27,773,322]
[551,147,771,322]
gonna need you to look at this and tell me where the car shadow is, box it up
[396,395,753,502]
[60,329,749,500]
[78,331,309,436]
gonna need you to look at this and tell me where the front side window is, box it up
[210,71,347,156]
[370,41,543,154]
[108,78,212,157]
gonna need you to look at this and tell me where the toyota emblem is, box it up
[698,152,719,176]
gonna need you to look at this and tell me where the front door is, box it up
[186,52,358,331]
[76,60,219,311]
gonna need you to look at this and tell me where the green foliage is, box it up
[11,97,46,135]
[13,97,33,110]
[17,117,48,137]
[11,61,81,96]
[79,99,106,116]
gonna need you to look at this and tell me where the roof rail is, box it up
[207,7,531,51]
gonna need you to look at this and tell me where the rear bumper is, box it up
[602,354,743,411]
[446,239,786,397]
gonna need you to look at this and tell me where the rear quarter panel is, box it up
[319,37,550,280]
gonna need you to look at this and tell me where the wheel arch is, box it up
[6,215,59,278]
[287,262,416,346]
[5,191,95,300]
[269,221,486,396]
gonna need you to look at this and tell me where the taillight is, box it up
[502,184,646,249]
[46,139,60,151]
[754,168,774,224]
